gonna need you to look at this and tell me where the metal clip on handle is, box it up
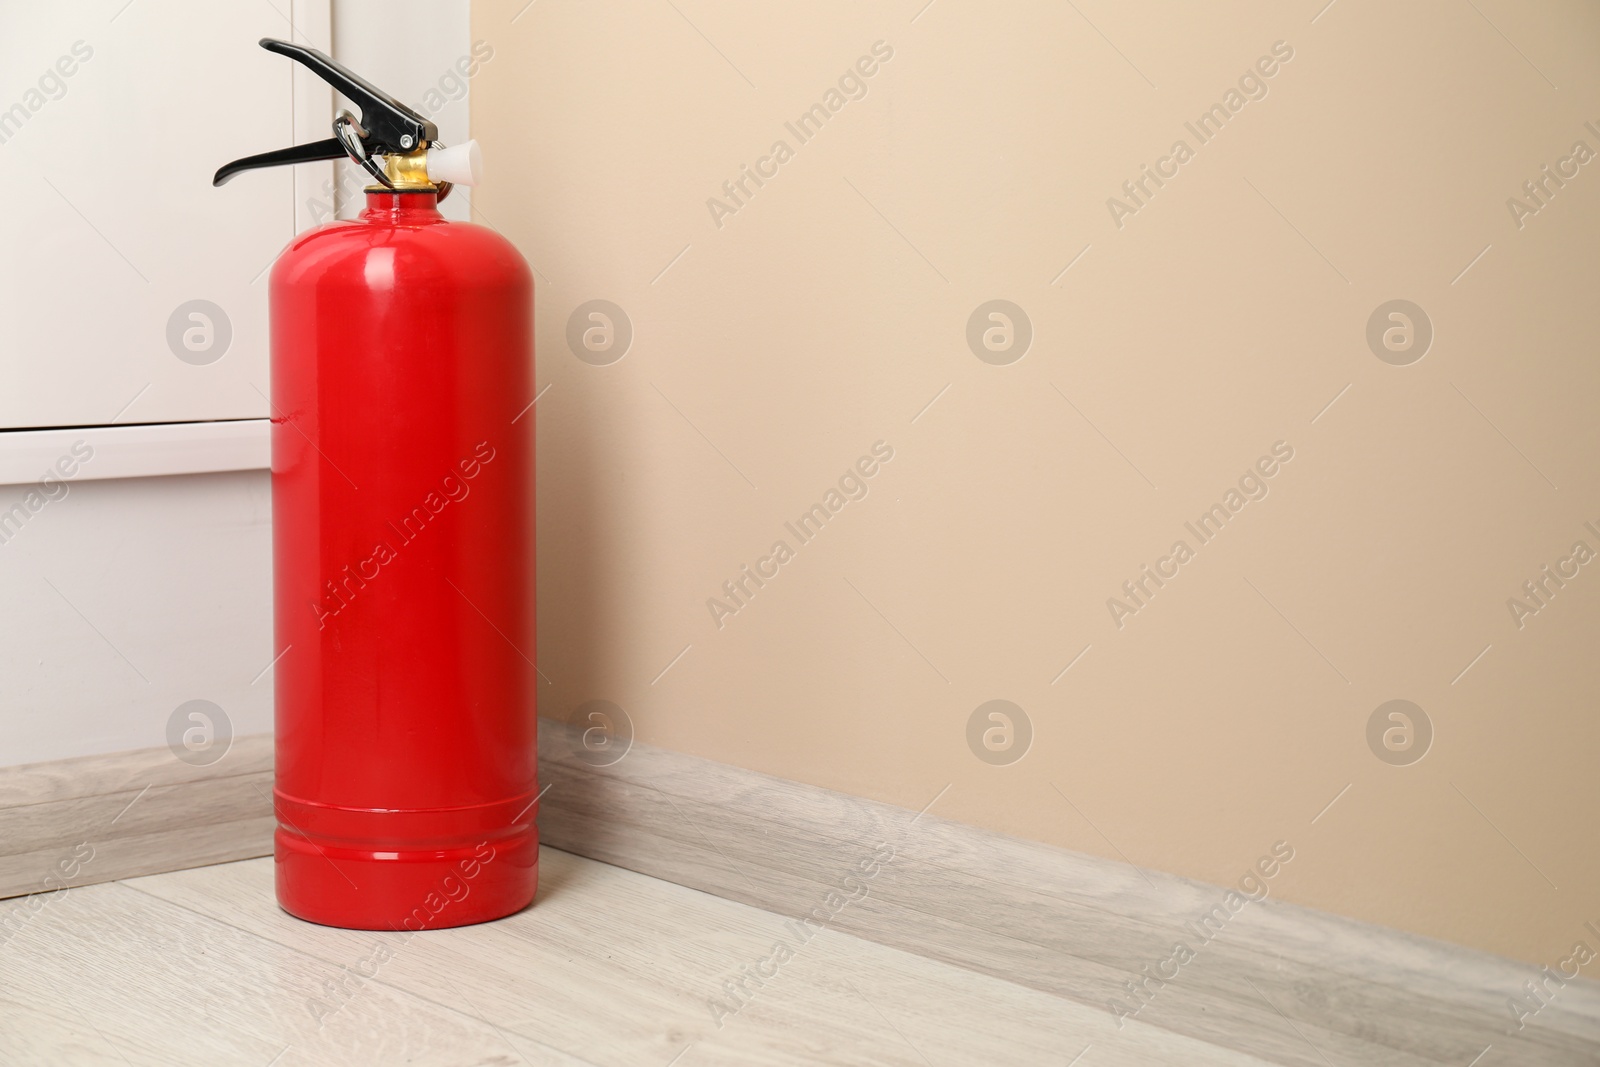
[333,111,392,189]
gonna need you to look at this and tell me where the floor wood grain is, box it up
[4,723,1597,1065]
[1,851,1279,1067]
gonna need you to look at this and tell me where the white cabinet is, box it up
[0,1,470,768]
[0,1,330,429]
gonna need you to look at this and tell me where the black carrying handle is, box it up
[214,137,345,187]
[213,38,439,187]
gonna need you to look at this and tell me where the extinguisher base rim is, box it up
[273,827,538,931]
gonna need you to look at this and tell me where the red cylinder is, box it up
[268,190,536,930]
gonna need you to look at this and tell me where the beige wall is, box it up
[474,0,1600,968]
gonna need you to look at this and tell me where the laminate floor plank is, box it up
[121,849,1280,1067]
[10,837,1593,1066]
[0,874,595,1066]
[9,729,1595,1065]
[0,995,130,1066]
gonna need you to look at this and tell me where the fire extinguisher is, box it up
[215,39,536,930]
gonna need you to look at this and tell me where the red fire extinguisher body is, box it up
[269,191,536,930]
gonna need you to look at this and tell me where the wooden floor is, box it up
[7,728,1600,1066]
[0,848,1291,1067]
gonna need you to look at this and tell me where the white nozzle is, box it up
[427,140,483,187]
